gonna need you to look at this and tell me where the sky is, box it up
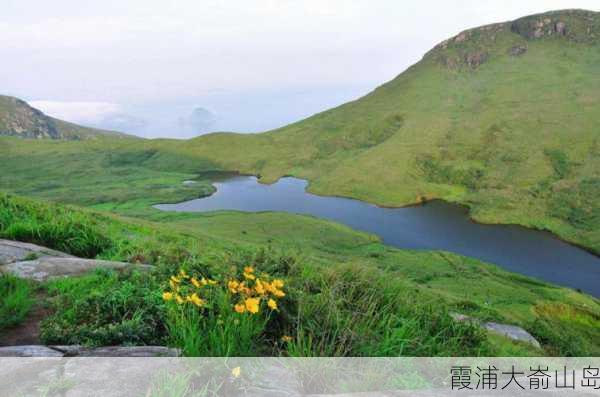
[2,0,599,138]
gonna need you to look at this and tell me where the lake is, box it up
[155,176,600,297]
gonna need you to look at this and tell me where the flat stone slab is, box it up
[484,322,541,348]
[451,313,541,348]
[52,345,180,357]
[0,257,153,282]
[0,345,179,357]
[0,345,63,357]
[0,238,74,265]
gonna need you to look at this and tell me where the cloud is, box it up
[28,100,121,124]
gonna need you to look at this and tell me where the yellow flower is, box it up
[162,292,173,301]
[238,282,251,296]
[231,366,241,378]
[179,269,189,279]
[175,294,185,304]
[281,335,293,343]
[243,272,256,281]
[200,277,208,286]
[245,298,260,314]
[272,279,284,289]
[170,275,181,284]
[188,293,205,307]
[207,279,218,285]
[267,298,278,310]
[234,303,246,313]
[254,279,266,295]
[228,280,240,293]
[191,277,201,288]
[244,266,254,274]
[169,280,179,291]
[272,289,286,298]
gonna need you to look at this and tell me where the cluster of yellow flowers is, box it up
[162,269,217,307]
[162,266,285,316]
[228,266,285,314]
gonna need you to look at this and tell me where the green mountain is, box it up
[0,95,133,140]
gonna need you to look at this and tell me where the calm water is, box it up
[156,176,600,297]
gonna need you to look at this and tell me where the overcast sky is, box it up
[2,0,598,138]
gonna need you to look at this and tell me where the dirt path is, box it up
[0,290,49,346]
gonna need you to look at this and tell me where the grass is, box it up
[41,269,167,347]
[0,273,34,332]
[1,192,598,356]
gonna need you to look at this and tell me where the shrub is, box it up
[163,266,287,356]
[40,269,167,346]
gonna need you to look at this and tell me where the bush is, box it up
[163,266,287,356]
[40,269,167,346]
[284,263,486,356]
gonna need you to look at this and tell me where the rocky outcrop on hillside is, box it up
[0,95,134,140]
[0,239,153,281]
[0,96,59,139]
[429,9,599,70]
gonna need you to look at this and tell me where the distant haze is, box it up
[3,0,599,138]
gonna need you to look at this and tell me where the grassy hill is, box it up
[0,95,133,140]
[168,9,600,253]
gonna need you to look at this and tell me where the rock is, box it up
[484,322,541,348]
[451,313,541,348]
[509,45,527,56]
[0,239,74,266]
[182,180,197,186]
[54,346,180,357]
[464,51,488,68]
[454,32,468,43]
[0,345,180,357]
[0,345,63,357]
[0,257,153,282]
[555,21,567,35]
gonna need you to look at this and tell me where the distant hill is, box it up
[0,95,135,140]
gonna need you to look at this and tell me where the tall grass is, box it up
[0,273,34,331]
[0,193,112,257]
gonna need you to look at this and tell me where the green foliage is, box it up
[544,149,571,179]
[40,269,168,347]
[0,274,34,331]
[0,193,112,257]
[285,263,486,356]
[166,296,267,357]
[416,155,484,190]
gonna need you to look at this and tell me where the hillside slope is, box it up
[0,95,133,140]
[169,9,599,252]
[0,10,598,252]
